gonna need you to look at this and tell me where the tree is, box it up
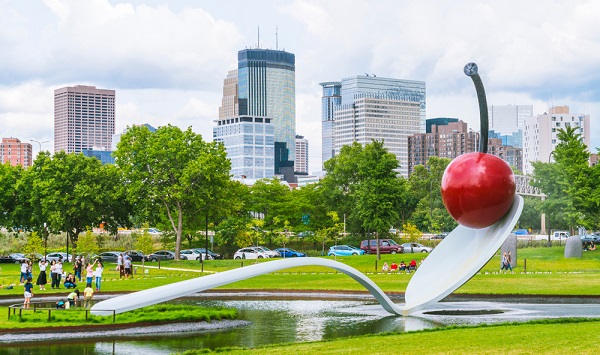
[76,230,99,260]
[22,231,44,260]
[134,230,155,256]
[402,222,422,243]
[314,211,343,255]
[407,157,455,233]
[30,151,127,249]
[0,162,20,230]
[532,126,597,232]
[114,125,230,259]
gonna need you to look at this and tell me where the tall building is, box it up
[295,134,309,174]
[54,85,115,154]
[237,49,296,171]
[488,104,532,136]
[216,49,296,181]
[332,75,426,177]
[0,138,32,167]
[219,69,239,119]
[408,120,521,174]
[320,81,341,167]
[523,105,590,175]
[213,115,275,179]
[408,120,478,174]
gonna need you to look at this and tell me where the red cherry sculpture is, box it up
[441,152,515,229]
[440,62,516,229]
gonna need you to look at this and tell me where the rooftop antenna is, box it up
[276,25,278,50]
[257,25,260,48]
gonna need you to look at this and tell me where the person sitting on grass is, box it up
[390,262,398,273]
[590,242,597,251]
[64,273,77,289]
[399,261,407,272]
[382,262,389,273]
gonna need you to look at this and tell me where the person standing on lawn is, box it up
[36,259,47,290]
[23,277,33,308]
[83,283,94,308]
[95,260,104,292]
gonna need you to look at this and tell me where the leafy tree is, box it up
[22,231,43,260]
[0,162,20,230]
[532,126,597,232]
[76,230,99,260]
[115,125,230,259]
[134,230,155,255]
[30,151,127,249]
[402,222,422,242]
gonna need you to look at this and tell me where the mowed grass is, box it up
[1,246,598,298]
[1,304,236,329]
[204,318,600,355]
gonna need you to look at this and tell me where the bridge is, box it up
[515,175,544,197]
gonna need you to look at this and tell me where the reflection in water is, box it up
[2,299,600,354]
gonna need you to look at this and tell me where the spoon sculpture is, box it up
[92,63,523,317]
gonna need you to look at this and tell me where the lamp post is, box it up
[30,139,49,154]
[546,151,555,247]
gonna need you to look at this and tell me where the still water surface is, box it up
[2,297,600,354]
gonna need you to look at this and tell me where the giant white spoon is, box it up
[402,195,523,315]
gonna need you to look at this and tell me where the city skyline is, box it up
[2,1,600,174]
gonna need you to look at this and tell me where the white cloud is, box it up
[2,0,600,173]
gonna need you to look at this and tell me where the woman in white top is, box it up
[36,260,48,290]
[54,260,63,288]
[94,261,104,292]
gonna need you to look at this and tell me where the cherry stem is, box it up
[464,63,488,154]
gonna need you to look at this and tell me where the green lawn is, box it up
[1,304,236,329]
[1,246,599,298]
[191,318,600,355]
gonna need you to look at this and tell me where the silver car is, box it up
[401,243,433,253]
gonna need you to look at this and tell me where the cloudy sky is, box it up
[2,0,600,173]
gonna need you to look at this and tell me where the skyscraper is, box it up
[237,49,296,171]
[295,134,309,174]
[320,81,341,167]
[54,85,115,154]
[216,48,296,181]
[330,75,426,177]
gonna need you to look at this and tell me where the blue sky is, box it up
[2,0,600,173]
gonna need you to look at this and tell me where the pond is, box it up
[2,294,600,354]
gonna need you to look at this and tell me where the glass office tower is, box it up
[238,49,296,173]
[320,81,341,168]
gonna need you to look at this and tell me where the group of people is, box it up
[382,260,418,274]
[23,255,105,309]
[117,253,134,279]
[55,283,95,309]
[500,251,513,273]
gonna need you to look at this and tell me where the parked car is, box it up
[250,246,280,258]
[513,229,529,235]
[360,239,403,254]
[233,248,268,260]
[328,245,365,257]
[193,248,223,260]
[9,253,29,263]
[125,250,148,262]
[180,249,209,260]
[45,252,73,263]
[579,234,600,243]
[146,250,176,262]
[96,251,121,263]
[275,248,307,258]
[401,243,433,253]
[431,232,449,240]
[0,255,15,263]
[146,228,163,235]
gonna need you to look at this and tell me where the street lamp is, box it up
[546,151,555,247]
[30,139,49,156]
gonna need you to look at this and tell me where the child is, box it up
[23,277,34,308]
[67,289,79,307]
[83,283,94,308]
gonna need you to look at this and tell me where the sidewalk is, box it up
[138,265,215,274]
